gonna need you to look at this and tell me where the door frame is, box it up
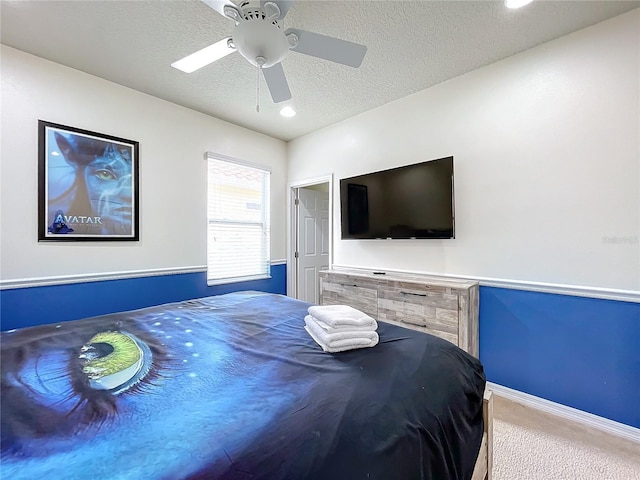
[286,174,334,299]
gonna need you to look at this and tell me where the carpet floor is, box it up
[492,396,640,480]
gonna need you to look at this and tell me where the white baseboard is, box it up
[487,382,640,444]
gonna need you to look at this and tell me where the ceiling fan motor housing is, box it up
[232,4,291,68]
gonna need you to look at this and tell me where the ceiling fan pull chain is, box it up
[256,63,260,113]
[256,56,267,113]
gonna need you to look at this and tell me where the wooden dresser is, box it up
[319,268,479,357]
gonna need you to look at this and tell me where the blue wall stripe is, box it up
[0,264,286,331]
[479,285,640,428]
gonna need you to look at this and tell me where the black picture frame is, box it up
[38,120,140,241]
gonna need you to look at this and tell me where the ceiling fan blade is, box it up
[201,0,239,19]
[262,62,292,103]
[171,37,236,73]
[261,0,295,19]
[286,28,367,68]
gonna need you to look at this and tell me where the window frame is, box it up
[205,152,271,286]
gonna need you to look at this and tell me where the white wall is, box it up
[0,46,287,281]
[288,10,640,292]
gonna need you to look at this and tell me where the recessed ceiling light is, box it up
[280,106,296,117]
[505,0,534,9]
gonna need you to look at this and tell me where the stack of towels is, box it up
[304,305,379,353]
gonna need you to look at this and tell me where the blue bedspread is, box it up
[1,291,485,479]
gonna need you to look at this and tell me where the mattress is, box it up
[1,291,486,479]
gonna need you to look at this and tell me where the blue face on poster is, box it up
[47,130,133,236]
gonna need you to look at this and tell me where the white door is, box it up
[296,187,330,303]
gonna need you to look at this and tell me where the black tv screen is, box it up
[340,156,455,239]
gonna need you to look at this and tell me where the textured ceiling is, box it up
[1,0,638,141]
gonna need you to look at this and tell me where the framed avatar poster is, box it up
[38,120,140,241]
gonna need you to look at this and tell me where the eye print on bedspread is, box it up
[0,320,174,452]
[79,331,153,394]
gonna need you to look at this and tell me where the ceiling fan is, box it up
[171,0,367,104]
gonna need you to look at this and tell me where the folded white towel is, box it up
[307,305,377,329]
[304,326,377,353]
[304,315,379,353]
[312,315,378,332]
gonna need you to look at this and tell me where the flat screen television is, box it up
[340,156,455,239]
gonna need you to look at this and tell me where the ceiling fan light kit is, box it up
[173,0,367,105]
[232,12,291,68]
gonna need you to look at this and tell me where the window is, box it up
[206,153,271,285]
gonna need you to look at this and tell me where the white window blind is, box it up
[207,153,271,285]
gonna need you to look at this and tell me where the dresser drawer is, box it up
[377,287,459,342]
[319,280,378,319]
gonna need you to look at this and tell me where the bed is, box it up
[1,291,492,480]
